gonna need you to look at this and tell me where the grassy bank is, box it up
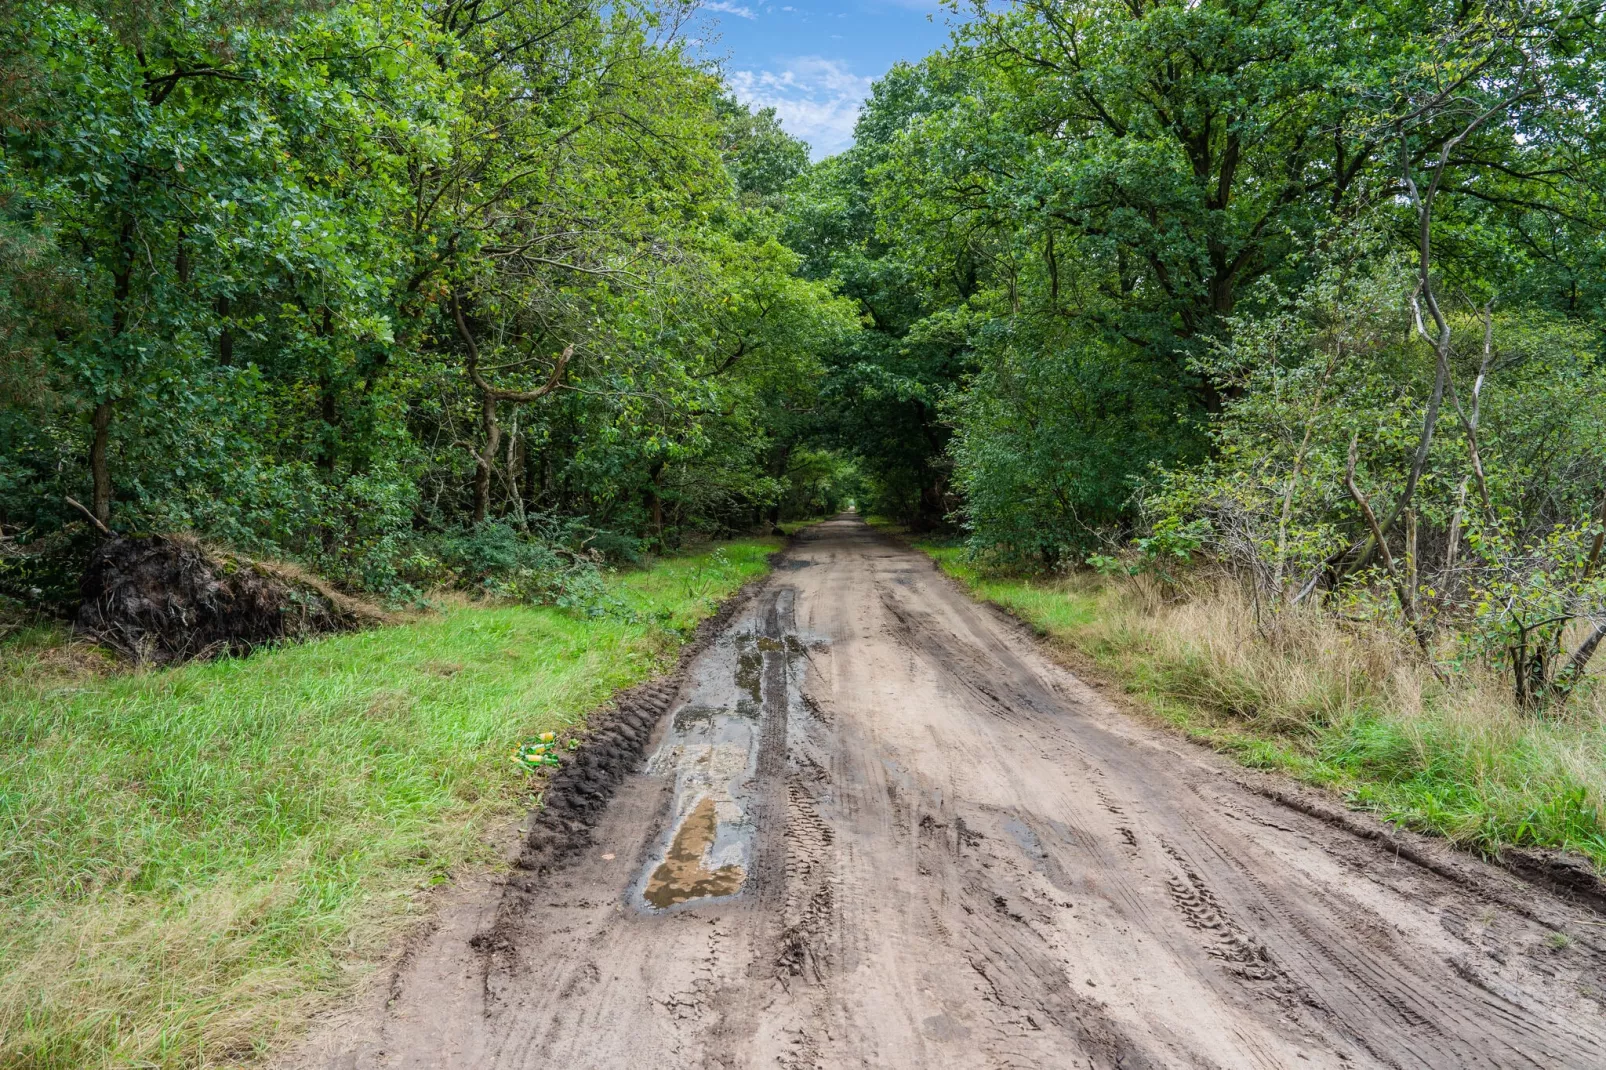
[0,538,777,1069]
[916,542,1606,873]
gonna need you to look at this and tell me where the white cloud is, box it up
[728,56,874,159]
[704,0,757,18]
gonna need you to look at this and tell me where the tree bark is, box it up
[473,388,499,525]
[644,459,665,544]
[1404,507,1419,623]
[508,413,527,531]
[1444,476,1469,577]
[1345,435,1438,668]
[767,443,792,529]
[1561,621,1606,691]
[318,307,338,473]
[90,401,114,527]
[450,291,570,525]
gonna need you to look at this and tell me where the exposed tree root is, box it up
[75,533,383,663]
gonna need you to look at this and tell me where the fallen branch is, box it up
[64,496,113,538]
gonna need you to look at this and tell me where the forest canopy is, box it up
[4,0,1606,700]
[1,0,859,603]
[794,0,1606,537]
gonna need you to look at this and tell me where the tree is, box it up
[807,0,1606,555]
[1,0,858,603]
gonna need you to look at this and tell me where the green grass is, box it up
[0,538,777,1069]
[916,541,1606,873]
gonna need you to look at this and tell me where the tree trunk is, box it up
[90,401,113,527]
[473,389,499,525]
[1561,621,1606,693]
[767,443,792,529]
[318,307,338,472]
[1444,476,1469,577]
[507,413,527,531]
[915,475,948,533]
[449,291,568,528]
[1344,435,1439,671]
[91,220,136,528]
[319,374,338,473]
[644,459,666,545]
[1404,507,1419,623]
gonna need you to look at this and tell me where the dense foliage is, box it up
[0,0,857,604]
[774,0,1606,702]
[6,0,1606,701]
[788,0,1606,559]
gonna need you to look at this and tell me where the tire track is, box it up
[281,516,1606,1070]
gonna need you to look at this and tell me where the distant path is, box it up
[287,515,1606,1069]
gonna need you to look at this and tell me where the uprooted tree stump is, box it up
[75,534,382,663]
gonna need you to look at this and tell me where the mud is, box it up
[505,570,776,890]
[644,797,747,909]
[282,516,1606,1069]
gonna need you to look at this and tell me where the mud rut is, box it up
[287,517,1606,1069]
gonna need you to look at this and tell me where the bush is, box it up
[428,521,617,614]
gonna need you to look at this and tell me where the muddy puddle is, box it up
[643,797,746,908]
[634,589,819,910]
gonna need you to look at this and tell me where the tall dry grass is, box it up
[925,545,1606,868]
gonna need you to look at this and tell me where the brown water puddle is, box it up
[637,590,818,911]
[643,796,746,908]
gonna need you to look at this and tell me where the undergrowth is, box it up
[0,537,777,1069]
[916,541,1606,872]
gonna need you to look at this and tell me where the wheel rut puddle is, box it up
[643,796,746,908]
[633,588,819,912]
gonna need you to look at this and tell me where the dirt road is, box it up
[289,516,1606,1068]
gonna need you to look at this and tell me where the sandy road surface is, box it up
[289,516,1606,1069]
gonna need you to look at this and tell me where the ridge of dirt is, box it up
[1241,778,1606,943]
[1498,846,1606,917]
[900,535,1606,923]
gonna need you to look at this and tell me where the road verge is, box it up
[885,529,1606,910]
[0,537,780,1069]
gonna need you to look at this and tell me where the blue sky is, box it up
[691,0,964,158]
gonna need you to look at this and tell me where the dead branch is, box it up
[65,496,113,538]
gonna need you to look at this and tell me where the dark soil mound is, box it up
[75,534,379,663]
